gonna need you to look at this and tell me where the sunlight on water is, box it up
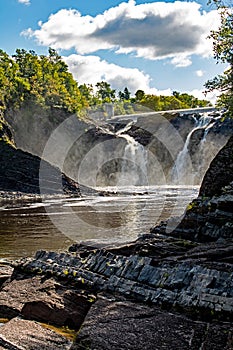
[0,186,198,259]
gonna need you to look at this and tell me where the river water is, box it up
[0,186,198,260]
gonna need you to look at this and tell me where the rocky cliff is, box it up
[0,140,80,196]
[0,112,83,196]
[0,111,232,349]
[0,134,232,349]
[7,106,233,187]
[151,135,233,242]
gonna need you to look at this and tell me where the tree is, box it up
[0,48,86,114]
[96,81,116,102]
[135,89,145,101]
[172,91,210,108]
[123,87,131,100]
[204,0,233,114]
[118,87,131,101]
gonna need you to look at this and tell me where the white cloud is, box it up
[195,70,205,77]
[189,89,218,105]
[64,54,173,97]
[65,53,218,103]
[64,54,152,94]
[18,0,30,5]
[23,1,220,67]
[171,55,192,68]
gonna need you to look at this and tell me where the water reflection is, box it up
[0,186,198,260]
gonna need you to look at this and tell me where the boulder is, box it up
[0,265,13,288]
[0,276,93,329]
[73,296,233,350]
[0,318,71,350]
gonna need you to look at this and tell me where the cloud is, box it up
[64,54,173,96]
[189,88,218,105]
[63,54,152,94]
[195,70,205,77]
[18,0,30,5]
[170,55,192,68]
[22,1,220,67]
[64,53,217,103]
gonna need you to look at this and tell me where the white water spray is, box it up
[171,113,219,185]
[117,128,148,186]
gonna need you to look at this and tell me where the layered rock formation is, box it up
[0,113,232,349]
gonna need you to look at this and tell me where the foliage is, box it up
[135,91,209,112]
[0,48,86,115]
[135,90,145,101]
[0,47,211,122]
[205,0,233,114]
[118,87,131,101]
[95,81,116,102]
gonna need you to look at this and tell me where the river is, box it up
[0,186,198,260]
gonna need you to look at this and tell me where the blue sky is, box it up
[0,0,227,101]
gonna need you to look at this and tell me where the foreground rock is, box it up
[0,318,71,350]
[16,244,233,322]
[0,275,94,329]
[1,242,232,349]
[73,296,233,350]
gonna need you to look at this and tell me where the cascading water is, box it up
[117,129,148,186]
[171,113,219,185]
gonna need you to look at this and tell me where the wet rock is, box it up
[0,318,71,350]
[150,138,233,243]
[0,276,93,329]
[73,296,233,350]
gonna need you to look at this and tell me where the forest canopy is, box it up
[0,48,210,119]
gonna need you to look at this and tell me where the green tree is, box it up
[12,48,85,113]
[96,81,116,102]
[135,89,145,101]
[205,0,233,114]
[172,91,210,108]
[140,94,161,111]
[118,87,131,101]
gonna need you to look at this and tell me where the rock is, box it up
[0,265,13,288]
[16,248,233,321]
[0,276,93,329]
[0,140,80,195]
[73,296,233,350]
[150,137,233,242]
[0,318,71,350]
[200,135,233,197]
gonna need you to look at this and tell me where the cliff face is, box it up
[151,135,233,242]
[0,140,80,195]
[199,135,233,197]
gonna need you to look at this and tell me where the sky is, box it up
[0,0,228,102]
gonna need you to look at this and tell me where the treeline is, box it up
[0,48,210,119]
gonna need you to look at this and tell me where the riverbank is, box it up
[0,128,232,349]
[0,229,232,349]
[0,135,232,349]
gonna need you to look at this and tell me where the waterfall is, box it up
[117,130,148,187]
[171,113,218,185]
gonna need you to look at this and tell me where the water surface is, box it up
[0,186,198,260]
